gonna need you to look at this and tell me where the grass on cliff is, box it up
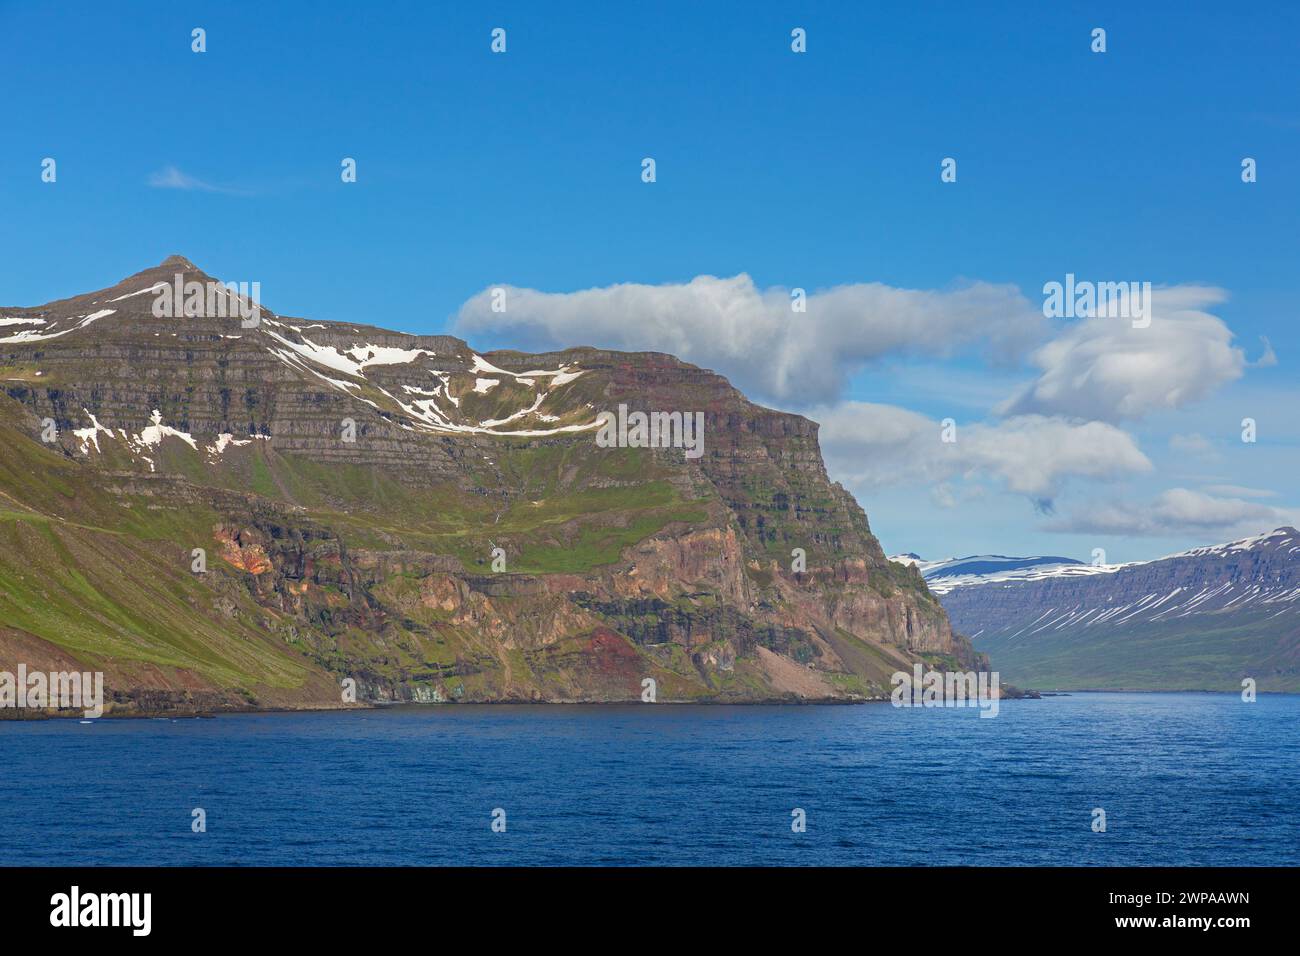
[225,441,712,575]
[0,405,321,689]
[0,516,315,689]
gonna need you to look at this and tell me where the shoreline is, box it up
[7,687,1296,722]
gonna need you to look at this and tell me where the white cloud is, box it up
[456,274,1045,406]
[812,402,1152,508]
[1202,484,1278,499]
[1044,487,1300,538]
[147,165,243,195]
[1252,335,1278,367]
[1169,432,1218,458]
[1000,285,1246,422]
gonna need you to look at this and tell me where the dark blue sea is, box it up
[2,693,1296,866]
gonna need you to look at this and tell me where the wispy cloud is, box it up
[147,165,246,195]
[1203,484,1279,499]
[1043,488,1299,538]
[1169,432,1219,459]
[1252,335,1278,368]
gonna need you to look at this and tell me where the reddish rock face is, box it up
[586,627,641,669]
[214,526,273,575]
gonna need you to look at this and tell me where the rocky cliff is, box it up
[0,257,981,714]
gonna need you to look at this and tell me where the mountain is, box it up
[899,530,1300,691]
[0,257,980,714]
[888,553,1102,594]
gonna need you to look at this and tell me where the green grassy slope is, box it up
[974,612,1300,692]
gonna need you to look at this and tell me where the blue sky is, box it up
[2,0,1297,561]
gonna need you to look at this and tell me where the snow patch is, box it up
[208,433,252,455]
[107,283,167,302]
[138,409,198,450]
[72,410,114,453]
[345,344,436,369]
[0,309,116,343]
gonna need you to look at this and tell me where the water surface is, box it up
[2,693,1295,865]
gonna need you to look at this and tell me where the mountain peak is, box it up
[100,255,218,300]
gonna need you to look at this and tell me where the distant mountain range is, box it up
[0,256,978,714]
[892,529,1300,691]
[888,552,1113,594]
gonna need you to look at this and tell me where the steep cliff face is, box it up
[0,257,978,713]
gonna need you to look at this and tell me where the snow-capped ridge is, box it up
[1158,527,1298,561]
